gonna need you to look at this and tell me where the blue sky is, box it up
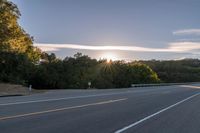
[11,0,200,60]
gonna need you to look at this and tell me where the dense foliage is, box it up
[28,53,159,89]
[0,51,34,84]
[0,0,41,62]
[0,0,40,84]
[138,59,200,83]
[0,51,160,89]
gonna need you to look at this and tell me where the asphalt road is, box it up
[1,84,200,133]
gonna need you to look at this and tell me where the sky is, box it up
[10,0,200,60]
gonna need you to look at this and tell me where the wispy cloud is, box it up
[176,38,200,42]
[34,42,200,54]
[173,29,200,35]
[38,46,60,52]
[168,42,200,52]
[34,43,174,52]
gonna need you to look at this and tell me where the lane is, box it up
[114,92,200,133]
[125,92,200,133]
[0,98,127,121]
[0,84,200,133]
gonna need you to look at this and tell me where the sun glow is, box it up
[101,53,118,62]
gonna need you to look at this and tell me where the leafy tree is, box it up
[139,59,200,83]
[0,0,42,84]
[0,0,41,62]
[127,63,160,84]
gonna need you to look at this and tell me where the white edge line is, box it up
[0,88,163,106]
[114,92,200,133]
[0,92,130,106]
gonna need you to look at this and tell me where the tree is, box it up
[128,63,160,84]
[0,0,42,84]
[0,0,41,62]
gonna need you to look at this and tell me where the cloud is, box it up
[168,42,200,52]
[173,29,200,35]
[34,42,200,54]
[38,46,60,52]
[176,38,200,42]
[34,43,171,52]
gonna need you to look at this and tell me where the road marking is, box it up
[0,87,176,106]
[181,85,200,89]
[0,93,130,106]
[114,92,200,133]
[0,98,127,121]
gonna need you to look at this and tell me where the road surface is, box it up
[1,84,200,133]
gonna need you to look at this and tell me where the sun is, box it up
[101,53,117,62]
[106,59,111,63]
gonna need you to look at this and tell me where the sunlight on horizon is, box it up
[100,52,118,62]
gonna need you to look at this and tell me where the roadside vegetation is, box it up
[0,0,200,89]
[29,53,160,89]
[139,60,200,83]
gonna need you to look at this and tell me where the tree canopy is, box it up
[28,53,160,89]
[139,59,200,83]
[0,0,41,62]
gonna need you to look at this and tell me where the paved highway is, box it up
[1,84,200,133]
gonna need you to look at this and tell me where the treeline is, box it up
[0,52,160,89]
[2,50,200,89]
[139,59,200,83]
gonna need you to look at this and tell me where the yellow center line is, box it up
[0,98,127,121]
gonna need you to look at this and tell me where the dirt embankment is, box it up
[0,83,43,96]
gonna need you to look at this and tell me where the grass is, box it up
[0,83,44,96]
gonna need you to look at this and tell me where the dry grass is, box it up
[0,83,44,96]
